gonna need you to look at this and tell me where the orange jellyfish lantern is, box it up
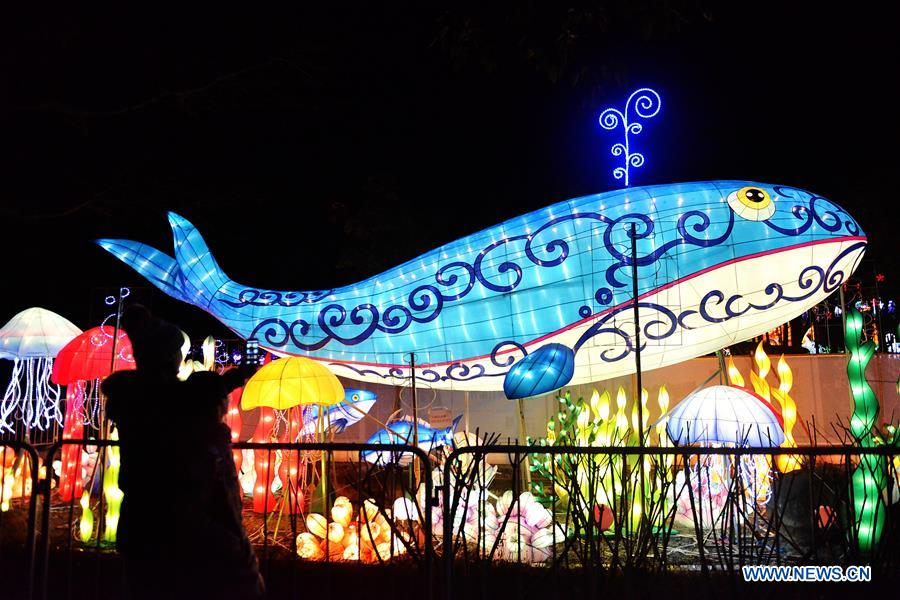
[242,357,344,514]
[51,326,134,502]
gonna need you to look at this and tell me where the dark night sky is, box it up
[2,2,898,338]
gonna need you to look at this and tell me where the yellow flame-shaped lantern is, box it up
[749,341,771,401]
[726,356,745,387]
[597,389,611,445]
[177,332,218,381]
[614,386,628,442]
[589,389,601,421]
[656,385,670,446]
[774,355,801,472]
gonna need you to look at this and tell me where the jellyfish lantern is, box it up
[51,326,135,502]
[0,308,82,435]
[242,357,344,514]
[665,385,784,529]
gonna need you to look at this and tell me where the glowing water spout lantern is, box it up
[0,308,82,433]
[51,326,135,502]
[598,87,661,187]
[665,385,784,447]
[98,182,866,391]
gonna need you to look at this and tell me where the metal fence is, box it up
[441,444,899,599]
[36,440,434,600]
[0,441,39,600]
[1,441,898,599]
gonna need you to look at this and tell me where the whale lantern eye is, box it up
[352,394,359,401]
[727,186,775,221]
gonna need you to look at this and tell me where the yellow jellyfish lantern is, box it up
[242,357,344,512]
[242,356,344,411]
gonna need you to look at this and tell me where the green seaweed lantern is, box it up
[845,308,886,553]
[102,429,124,544]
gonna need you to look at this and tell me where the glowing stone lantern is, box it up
[0,307,82,434]
[242,357,344,514]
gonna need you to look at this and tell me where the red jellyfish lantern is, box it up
[247,407,278,513]
[52,326,134,503]
[223,378,244,473]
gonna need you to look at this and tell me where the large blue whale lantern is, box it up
[98,182,865,391]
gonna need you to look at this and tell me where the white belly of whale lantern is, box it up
[97,181,866,392]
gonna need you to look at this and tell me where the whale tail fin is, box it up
[96,212,231,309]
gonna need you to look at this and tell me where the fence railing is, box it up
[1,440,898,599]
[37,439,435,600]
[0,441,40,600]
[440,444,899,599]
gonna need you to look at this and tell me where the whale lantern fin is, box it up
[96,212,231,310]
[329,418,349,434]
[94,238,189,303]
[450,414,463,432]
[166,212,230,307]
[503,343,575,400]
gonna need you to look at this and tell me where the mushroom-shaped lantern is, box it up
[242,357,344,514]
[665,385,785,447]
[51,326,135,502]
[503,343,575,486]
[0,307,82,434]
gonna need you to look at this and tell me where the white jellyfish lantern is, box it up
[0,307,82,434]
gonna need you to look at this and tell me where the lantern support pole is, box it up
[317,404,327,513]
[630,222,648,524]
[103,287,127,441]
[839,284,848,353]
[409,353,420,489]
[629,223,646,449]
[464,391,470,433]
[516,398,531,488]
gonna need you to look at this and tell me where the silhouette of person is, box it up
[103,305,263,599]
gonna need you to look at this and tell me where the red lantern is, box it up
[52,326,134,386]
[251,407,277,513]
[222,374,244,473]
[52,327,134,503]
[276,407,307,514]
[57,382,86,502]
